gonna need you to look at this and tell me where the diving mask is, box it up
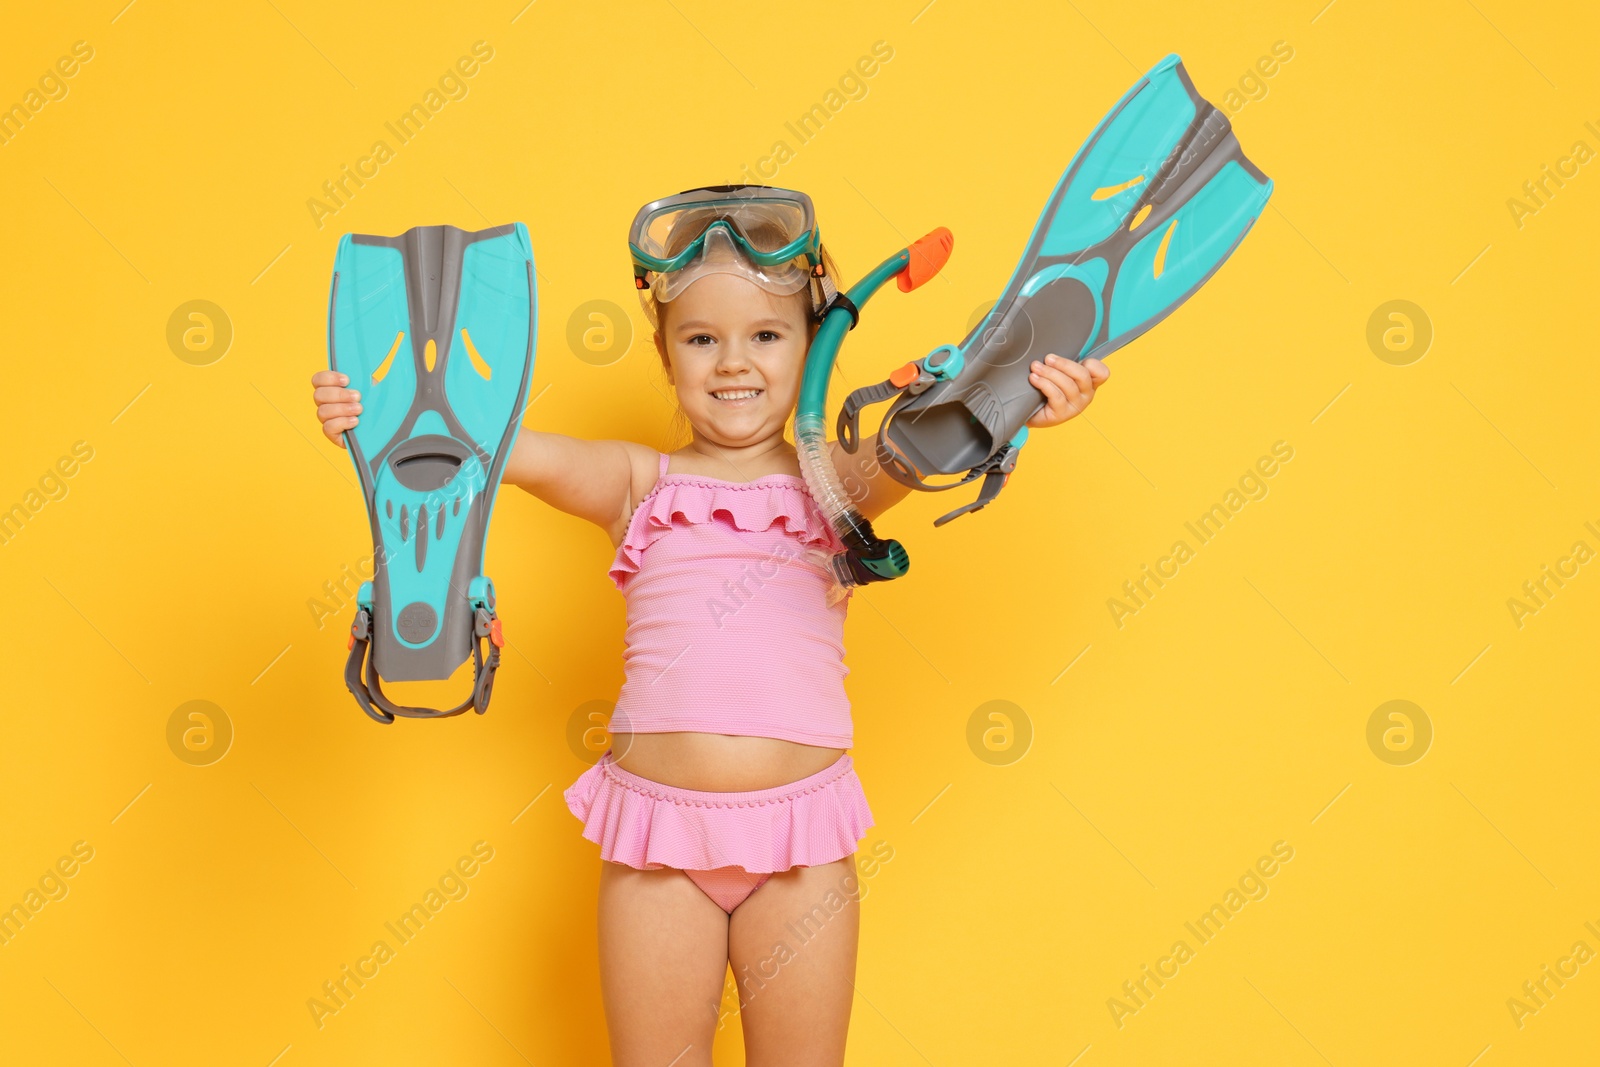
[629,184,835,321]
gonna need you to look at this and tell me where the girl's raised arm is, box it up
[829,433,911,523]
[500,429,656,544]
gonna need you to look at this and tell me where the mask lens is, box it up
[652,226,810,303]
[631,186,827,326]
[635,194,812,264]
[729,201,809,254]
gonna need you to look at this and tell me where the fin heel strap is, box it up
[870,436,1021,525]
[837,359,938,454]
[344,608,500,723]
[929,445,1020,527]
[838,376,906,453]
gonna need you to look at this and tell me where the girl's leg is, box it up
[597,860,730,1067]
[728,857,860,1067]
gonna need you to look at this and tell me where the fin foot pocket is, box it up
[390,436,470,492]
[881,275,1094,477]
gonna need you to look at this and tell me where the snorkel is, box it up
[796,227,953,594]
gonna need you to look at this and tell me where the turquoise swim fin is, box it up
[328,223,536,723]
[838,54,1272,525]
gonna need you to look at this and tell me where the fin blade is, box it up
[1091,175,1147,202]
[371,331,404,383]
[1041,62,1200,257]
[330,241,416,460]
[1106,160,1270,345]
[460,328,493,380]
[1152,222,1176,280]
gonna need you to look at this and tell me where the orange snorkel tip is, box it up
[897,227,954,292]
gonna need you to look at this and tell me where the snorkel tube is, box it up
[797,227,953,594]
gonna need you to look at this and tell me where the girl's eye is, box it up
[755,330,781,343]
[687,334,715,346]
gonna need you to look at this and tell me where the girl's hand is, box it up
[1025,354,1109,429]
[310,370,363,448]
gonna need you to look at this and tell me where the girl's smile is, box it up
[709,387,764,405]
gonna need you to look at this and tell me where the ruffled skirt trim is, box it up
[563,751,874,874]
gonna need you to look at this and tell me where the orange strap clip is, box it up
[888,362,921,388]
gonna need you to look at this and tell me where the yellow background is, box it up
[2,1,1596,1063]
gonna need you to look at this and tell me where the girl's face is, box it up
[654,271,814,449]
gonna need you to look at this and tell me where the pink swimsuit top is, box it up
[606,451,855,748]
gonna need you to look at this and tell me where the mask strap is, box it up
[812,266,838,320]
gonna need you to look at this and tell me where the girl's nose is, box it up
[715,344,751,371]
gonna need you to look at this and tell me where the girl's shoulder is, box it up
[609,442,672,549]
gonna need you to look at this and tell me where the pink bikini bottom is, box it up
[564,749,875,914]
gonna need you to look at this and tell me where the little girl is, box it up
[310,185,1108,1066]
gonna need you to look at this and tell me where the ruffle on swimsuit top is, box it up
[607,475,847,591]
